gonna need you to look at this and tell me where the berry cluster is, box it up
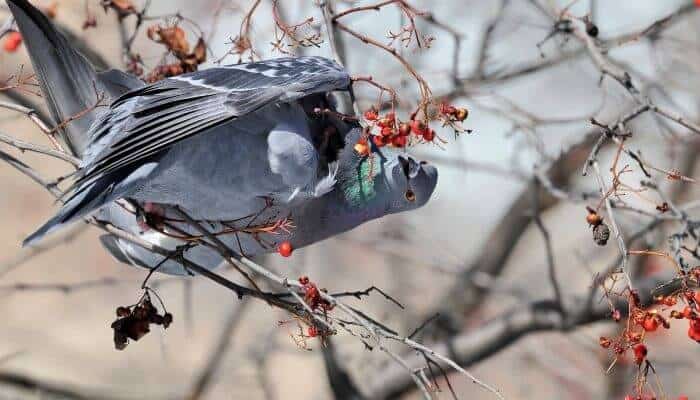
[110,294,172,350]
[298,275,333,313]
[599,290,676,359]
[354,102,469,156]
[666,288,700,342]
[297,276,333,340]
[363,108,437,149]
[600,282,700,400]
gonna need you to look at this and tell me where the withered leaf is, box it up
[148,25,190,57]
[193,38,207,64]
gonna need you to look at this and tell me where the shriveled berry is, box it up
[116,306,131,317]
[599,336,611,348]
[163,313,173,328]
[298,276,310,285]
[633,343,647,364]
[277,241,293,257]
[586,21,599,37]
[593,222,610,246]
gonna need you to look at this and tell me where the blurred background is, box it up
[1,0,700,399]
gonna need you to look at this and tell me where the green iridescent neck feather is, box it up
[338,152,381,207]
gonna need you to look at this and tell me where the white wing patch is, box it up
[314,162,338,197]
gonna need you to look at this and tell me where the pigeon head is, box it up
[336,128,438,216]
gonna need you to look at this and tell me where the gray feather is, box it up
[8,0,102,156]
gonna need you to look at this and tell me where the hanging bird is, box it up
[8,0,438,275]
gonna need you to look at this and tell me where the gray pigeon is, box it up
[8,0,438,275]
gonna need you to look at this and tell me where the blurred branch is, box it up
[472,0,509,81]
[186,300,250,400]
[322,338,365,400]
[0,370,135,400]
[531,180,564,317]
[426,126,601,337]
[0,224,87,277]
[0,128,79,165]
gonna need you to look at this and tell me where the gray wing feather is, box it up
[74,56,349,189]
[97,69,145,97]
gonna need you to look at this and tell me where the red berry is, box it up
[642,316,659,332]
[372,135,386,147]
[440,103,457,115]
[3,32,22,53]
[423,128,435,142]
[307,326,318,337]
[695,0,700,8]
[277,241,293,257]
[385,112,395,122]
[633,343,647,364]
[377,118,393,128]
[624,396,634,400]
[298,276,309,285]
[380,126,394,137]
[678,396,689,400]
[391,135,407,148]
[364,109,378,121]
[688,319,700,342]
[681,306,693,319]
[410,119,426,135]
[304,284,319,298]
[398,123,411,136]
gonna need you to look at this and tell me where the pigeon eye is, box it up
[404,189,416,202]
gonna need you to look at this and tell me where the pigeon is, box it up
[8,0,438,275]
